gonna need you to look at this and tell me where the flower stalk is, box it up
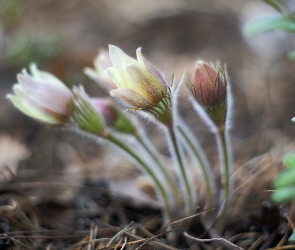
[105,132,174,220]
[177,125,215,198]
[167,126,194,216]
[134,134,178,197]
[215,127,231,232]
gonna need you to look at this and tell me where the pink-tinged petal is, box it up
[202,63,217,87]
[13,84,69,122]
[109,45,136,71]
[136,47,167,89]
[29,63,68,91]
[106,67,127,88]
[124,64,166,105]
[17,74,71,116]
[110,88,154,109]
[84,67,117,91]
[7,94,62,124]
[89,98,117,123]
[94,49,112,72]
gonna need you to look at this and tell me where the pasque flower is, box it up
[7,64,71,125]
[84,49,117,91]
[107,45,168,110]
[188,62,228,127]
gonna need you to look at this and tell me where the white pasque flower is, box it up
[7,64,71,124]
[106,45,168,109]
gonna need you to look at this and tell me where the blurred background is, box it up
[1,0,295,229]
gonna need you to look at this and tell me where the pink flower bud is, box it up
[188,62,228,127]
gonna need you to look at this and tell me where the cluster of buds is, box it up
[187,62,228,129]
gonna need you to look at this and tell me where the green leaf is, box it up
[283,152,295,168]
[287,49,295,60]
[273,168,295,188]
[271,186,295,203]
[243,15,295,37]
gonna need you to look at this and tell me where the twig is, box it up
[183,231,245,250]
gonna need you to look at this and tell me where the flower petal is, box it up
[110,88,154,109]
[17,74,70,115]
[109,45,137,71]
[7,94,61,124]
[106,67,127,88]
[93,49,112,72]
[136,47,167,89]
[29,63,68,91]
[84,67,117,91]
[124,63,166,105]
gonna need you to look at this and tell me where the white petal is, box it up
[7,94,60,124]
[106,67,127,88]
[136,47,167,89]
[109,45,136,71]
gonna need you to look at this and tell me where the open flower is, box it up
[188,62,228,127]
[84,49,117,91]
[7,64,71,125]
[107,45,168,110]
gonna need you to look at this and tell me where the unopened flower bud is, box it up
[69,86,106,137]
[188,62,228,128]
[7,63,71,125]
[90,98,137,135]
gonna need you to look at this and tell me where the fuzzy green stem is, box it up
[106,133,173,220]
[216,128,230,232]
[177,126,213,197]
[135,135,178,197]
[167,126,194,216]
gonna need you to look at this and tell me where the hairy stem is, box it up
[135,135,178,197]
[215,127,230,232]
[167,126,194,216]
[106,133,173,220]
[177,125,214,197]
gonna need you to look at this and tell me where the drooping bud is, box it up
[90,98,137,135]
[69,86,106,137]
[7,63,72,125]
[188,62,228,128]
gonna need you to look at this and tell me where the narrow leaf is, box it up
[273,168,295,189]
[243,15,295,37]
[271,186,295,203]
